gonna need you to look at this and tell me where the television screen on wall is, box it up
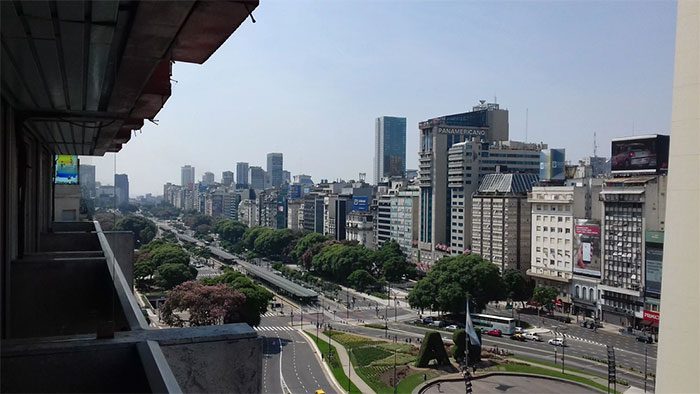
[55,155,79,185]
[610,135,669,174]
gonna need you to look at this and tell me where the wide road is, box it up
[258,314,338,394]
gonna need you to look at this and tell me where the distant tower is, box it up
[359,173,366,182]
[374,116,407,184]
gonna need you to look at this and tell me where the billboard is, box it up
[611,135,669,174]
[645,243,663,296]
[351,196,369,212]
[573,219,601,277]
[55,155,79,184]
[539,149,566,181]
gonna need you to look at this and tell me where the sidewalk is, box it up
[303,325,375,394]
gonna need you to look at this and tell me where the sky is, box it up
[84,0,678,196]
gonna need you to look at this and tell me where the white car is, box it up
[548,337,566,347]
[445,324,459,331]
[523,332,542,341]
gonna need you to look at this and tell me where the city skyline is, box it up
[83,1,676,196]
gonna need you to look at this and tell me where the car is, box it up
[422,317,434,324]
[486,329,502,337]
[548,338,566,347]
[515,327,524,334]
[430,320,446,328]
[445,324,459,331]
[636,334,653,343]
[510,333,526,341]
[523,332,542,341]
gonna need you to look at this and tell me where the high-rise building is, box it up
[222,171,234,186]
[79,164,96,198]
[266,153,283,188]
[287,200,303,230]
[302,194,325,233]
[181,165,195,189]
[471,173,538,272]
[250,166,265,190]
[202,171,215,186]
[283,170,291,185]
[598,175,667,327]
[236,162,249,187]
[114,174,129,207]
[294,174,314,185]
[374,116,407,184]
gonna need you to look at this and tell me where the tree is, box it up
[407,254,504,314]
[114,215,157,246]
[161,281,246,327]
[291,232,328,262]
[202,268,274,326]
[347,269,379,292]
[415,331,450,368]
[377,241,417,282]
[133,240,190,289]
[532,285,559,312]
[214,220,247,245]
[154,263,197,290]
[253,229,296,258]
[502,269,534,307]
[94,210,122,231]
[311,243,375,281]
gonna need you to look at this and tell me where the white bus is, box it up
[470,314,517,335]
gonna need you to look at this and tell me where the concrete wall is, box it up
[656,1,700,391]
[105,231,135,289]
[54,184,81,222]
[161,335,262,393]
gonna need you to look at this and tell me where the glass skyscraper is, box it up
[374,116,407,184]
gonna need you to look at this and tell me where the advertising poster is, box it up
[539,149,566,181]
[611,135,669,174]
[55,155,79,185]
[352,196,369,212]
[645,246,663,296]
[573,219,601,277]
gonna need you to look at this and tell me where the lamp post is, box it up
[393,335,398,394]
[644,343,648,393]
[561,342,565,374]
[348,347,352,393]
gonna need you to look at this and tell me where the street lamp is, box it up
[393,335,398,394]
[644,342,648,393]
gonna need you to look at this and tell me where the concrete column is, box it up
[655,1,700,392]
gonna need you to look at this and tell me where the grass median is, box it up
[306,332,362,394]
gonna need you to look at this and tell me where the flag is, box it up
[465,299,481,347]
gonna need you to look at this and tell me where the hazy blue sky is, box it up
[85,0,677,196]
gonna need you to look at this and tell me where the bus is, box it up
[470,314,517,335]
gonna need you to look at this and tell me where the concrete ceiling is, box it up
[1,0,258,156]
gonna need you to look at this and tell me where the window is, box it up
[565,228,571,234]
[558,217,563,222]
[589,288,595,301]
[575,285,580,298]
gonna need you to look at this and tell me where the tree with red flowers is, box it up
[161,281,246,327]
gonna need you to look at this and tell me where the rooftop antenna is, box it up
[494,95,497,104]
[525,108,529,142]
[594,132,598,158]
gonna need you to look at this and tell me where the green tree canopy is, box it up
[291,232,329,262]
[311,243,375,281]
[347,269,379,292]
[154,263,197,290]
[376,241,417,282]
[532,285,559,310]
[407,254,504,314]
[202,268,274,327]
[502,269,534,306]
[114,215,157,246]
[213,220,248,244]
[415,331,450,368]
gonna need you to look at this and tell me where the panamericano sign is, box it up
[437,127,487,136]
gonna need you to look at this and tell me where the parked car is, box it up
[510,333,526,341]
[422,317,434,324]
[548,338,567,347]
[636,334,653,344]
[446,324,459,331]
[486,329,502,337]
[514,327,524,334]
[430,320,446,328]
[523,332,542,341]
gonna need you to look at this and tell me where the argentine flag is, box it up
[465,299,481,347]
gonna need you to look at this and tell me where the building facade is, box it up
[346,212,374,249]
[250,166,265,190]
[236,162,249,187]
[181,165,195,189]
[222,171,234,186]
[266,153,283,188]
[374,116,407,184]
[114,173,129,207]
[202,171,215,186]
[598,175,667,328]
[472,173,538,272]
[79,164,96,198]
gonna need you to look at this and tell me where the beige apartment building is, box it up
[527,182,601,311]
[471,173,538,272]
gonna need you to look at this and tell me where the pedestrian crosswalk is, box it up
[254,326,296,332]
[262,311,281,317]
[553,332,605,347]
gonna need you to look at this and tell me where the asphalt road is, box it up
[258,314,338,394]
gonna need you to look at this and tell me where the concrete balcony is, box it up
[1,221,261,393]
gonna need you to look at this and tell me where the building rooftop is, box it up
[477,173,540,194]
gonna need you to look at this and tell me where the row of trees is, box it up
[134,239,197,290]
[407,254,539,314]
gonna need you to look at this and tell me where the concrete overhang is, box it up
[1,0,258,156]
